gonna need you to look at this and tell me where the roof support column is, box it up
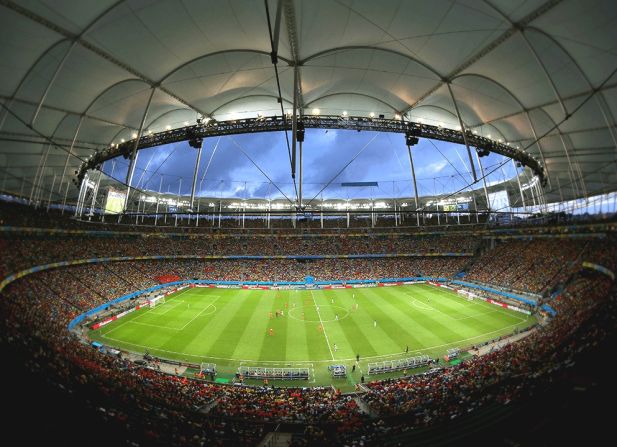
[190,140,204,210]
[154,175,163,226]
[474,151,491,212]
[512,160,527,212]
[89,169,102,218]
[46,173,56,212]
[406,143,421,226]
[291,66,298,184]
[123,87,156,213]
[523,112,552,189]
[30,145,50,205]
[175,178,182,227]
[60,115,84,191]
[521,30,587,197]
[61,180,70,214]
[447,82,477,182]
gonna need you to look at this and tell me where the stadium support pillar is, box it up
[299,139,303,209]
[135,196,141,224]
[512,160,527,212]
[123,87,156,213]
[474,151,491,215]
[61,181,70,214]
[437,210,440,225]
[190,139,204,210]
[218,200,222,228]
[394,201,398,227]
[60,115,84,191]
[406,144,420,226]
[46,174,56,212]
[471,193,479,223]
[291,66,298,182]
[175,178,182,227]
[196,199,200,227]
[154,175,163,226]
[447,82,477,182]
[75,172,89,217]
[30,145,50,205]
[89,170,101,219]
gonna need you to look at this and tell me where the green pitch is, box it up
[89,284,536,391]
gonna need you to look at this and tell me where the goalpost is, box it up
[149,295,166,308]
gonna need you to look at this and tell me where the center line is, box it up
[310,290,335,360]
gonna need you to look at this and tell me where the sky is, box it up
[103,128,519,202]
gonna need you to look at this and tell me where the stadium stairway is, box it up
[257,431,293,447]
[353,395,377,417]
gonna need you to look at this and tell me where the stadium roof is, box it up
[1,0,616,206]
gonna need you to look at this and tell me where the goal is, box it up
[149,295,165,308]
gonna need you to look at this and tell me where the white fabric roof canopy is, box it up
[1,0,616,204]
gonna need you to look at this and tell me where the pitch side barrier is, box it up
[0,254,464,294]
[68,277,448,330]
[450,280,537,307]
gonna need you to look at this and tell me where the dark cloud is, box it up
[104,129,517,200]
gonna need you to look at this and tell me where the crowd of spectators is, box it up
[1,198,616,446]
[464,238,591,294]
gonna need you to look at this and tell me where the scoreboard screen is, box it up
[104,189,125,214]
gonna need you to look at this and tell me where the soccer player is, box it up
[269,328,274,336]
[333,343,337,352]
[269,311,273,319]
[373,320,377,328]
[331,298,334,304]
[335,314,339,320]
[405,345,409,354]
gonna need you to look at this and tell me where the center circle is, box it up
[288,304,350,323]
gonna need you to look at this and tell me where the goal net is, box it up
[149,295,165,308]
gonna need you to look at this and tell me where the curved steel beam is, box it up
[77,114,546,192]
[144,107,193,131]
[451,73,552,185]
[0,38,70,131]
[526,26,617,171]
[158,49,293,84]
[301,45,444,79]
[210,94,293,115]
[403,0,563,115]
[304,92,400,112]
[2,1,209,117]
[405,104,459,121]
[83,78,149,114]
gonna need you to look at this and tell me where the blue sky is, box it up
[104,129,517,201]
